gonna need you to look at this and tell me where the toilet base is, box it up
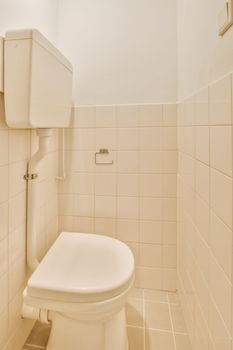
[46,307,128,350]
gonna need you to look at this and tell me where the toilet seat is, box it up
[27,232,135,303]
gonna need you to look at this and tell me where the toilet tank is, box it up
[4,29,73,128]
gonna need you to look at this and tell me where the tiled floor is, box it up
[22,290,191,350]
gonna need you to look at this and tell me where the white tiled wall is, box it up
[177,74,233,350]
[59,104,177,291]
[0,93,59,350]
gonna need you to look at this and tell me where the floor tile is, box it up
[175,334,192,350]
[145,329,175,350]
[145,302,172,331]
[170,305,187,333]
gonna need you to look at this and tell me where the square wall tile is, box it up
[95,106,116,127]
[139,104,163,126]
[195,126,209,165]
[209,75,232,125]
[210,126,232,176]
[195,87,209,125]
[117,105,139,127]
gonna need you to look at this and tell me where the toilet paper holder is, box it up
[95,149,114,165]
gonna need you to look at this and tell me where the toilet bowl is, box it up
[23,232,135,350]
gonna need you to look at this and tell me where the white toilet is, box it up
[23,232,135,350]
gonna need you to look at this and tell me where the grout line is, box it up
[127,324,188,336]
[142,289,146,350]
[167,292,177,350]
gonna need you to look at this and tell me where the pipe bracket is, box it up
[24,173,38,181]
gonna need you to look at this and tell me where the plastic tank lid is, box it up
[5,29,72,71]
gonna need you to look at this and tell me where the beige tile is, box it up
[95,173,116,195]
[139,244,162,268]
[0,130,8,166]
[9,224,26,265]
[163,245,176,268]
[126,298,144,327]
[73,107,95,128]
[163,174,177,197]
[9,192,26,232]
[127,326,144,350]
[195,87,209,125]
[163,151,177,174]
[117,151,139,173]
[195,161,209,204]
[163,104,177,126]
[195,126,209,164]
[162,269,176,291]
[117,174,139,196]
[96,128,116,150]
[116,105,139,127]
[209,297,232,350]
[140,174,163,197]
[210,126,232,176]
[0,273,8,315]
[144,290,168,303]
[9,160,27,198]
[140,197,162,221]
[95,196,116,218]
[117,219,139,242]
[0,166,9,204]
[139,127,163,150]
[94,218,116,237]
[139,104,163,126]
[170,305,187,333]
[73,173,95,195]
[71,128,95,150]
[163,222,177,245]
[0,202,8,241]
[135,267,162,290]
[95,106,116,127]
[117,128,138,150]
[145,330,175,350]
[162,198,176,221]
[195,194,209,242]
[117,197,139,220]
[73,217,94,233]
[9,130,30,163]
[163,127,177,150]
[167,292,179,305]
[209,75,232,125]
[71,150,94,172]
[210,211,232,280]
[145,302,172,330]
[209,255,231,333]
[73,195,94,217]
[139,151,163,173]
[175,334,192,350]
[210,169,232,228]
[139,221,162,244]
[128,287,144,299]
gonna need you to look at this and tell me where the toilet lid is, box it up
[27,232,135,302]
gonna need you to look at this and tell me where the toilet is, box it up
[23,232,135,350]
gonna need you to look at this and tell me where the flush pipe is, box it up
[25,129,53,271]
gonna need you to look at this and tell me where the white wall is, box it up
[57,0,177,106]
[0,0,59,44]
[177,0,233,100]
